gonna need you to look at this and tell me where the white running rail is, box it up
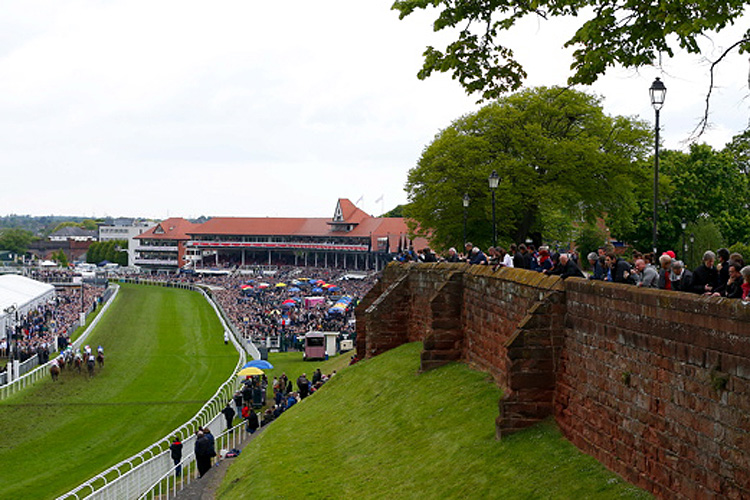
[55,283,246,500]
[0,284,120,401]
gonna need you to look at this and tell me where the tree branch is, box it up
[689,37,750,141]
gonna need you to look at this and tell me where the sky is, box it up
[1,1,748,220]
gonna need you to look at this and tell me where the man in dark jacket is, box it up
[669,261,694,293]
[169,436,183,476]
[222,402,235,430]
[297,373,310,399]
[194,431,215,478]
[690,250,719,294]
[556,254,585,279]
[512,244,526,269]
[604,253,633,284]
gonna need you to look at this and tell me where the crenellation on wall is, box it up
[358,263,750,498]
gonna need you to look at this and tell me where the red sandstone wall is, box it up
[558,278,750,499]
[462,266,563,385]
[359,265,750,498]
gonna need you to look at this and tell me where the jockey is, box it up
[97,345,104,354]
[88,354,95,363]
[85,345,92,356]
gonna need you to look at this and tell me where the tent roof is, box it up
[0,275,55,316]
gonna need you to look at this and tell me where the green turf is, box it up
[0,283,238,499]
[219,342,651,500]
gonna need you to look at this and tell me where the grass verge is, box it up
[219,342,650,499]
[0,283,237,499]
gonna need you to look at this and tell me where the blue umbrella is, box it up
[246,359,274,370]
[312,287,323,293]
[288,287,301,292]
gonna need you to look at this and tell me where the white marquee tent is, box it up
[0,275,55,339]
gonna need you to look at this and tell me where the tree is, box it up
[381,205,404,217]
[619,142,750,253]
[51,249,69,267]
[404,86,651,251]
[575,222,608,265]
[0,228,34,256]
[393,0,750,104]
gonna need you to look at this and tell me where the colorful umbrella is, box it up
[275,282,287,287]
[246,359,274,370]
[237,367,264,376]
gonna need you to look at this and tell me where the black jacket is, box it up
[169,441,183,461]
[690,264,719,294]
[560,261,585,279]
[671,269,694,293]
[611,258,633,284]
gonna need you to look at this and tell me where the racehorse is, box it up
[96,353,104,368]
[50,363,60,381]
[74,356,83,373]
[87,358,95,377]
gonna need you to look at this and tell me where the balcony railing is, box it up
[134,259,179,266]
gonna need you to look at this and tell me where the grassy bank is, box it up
[219,342,650,499]
[0,284,238,499]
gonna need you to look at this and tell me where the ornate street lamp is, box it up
[649,77,667,255]
[681,218,687,261]
[689,233,695,267]
[462,193,470,247]
[488,170,500,247]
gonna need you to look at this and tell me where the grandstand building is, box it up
[134,199,423,273]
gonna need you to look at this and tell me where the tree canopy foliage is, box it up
[622,137,750,254]
[393,0,750,101]
[86,240,128,266]
[0,228,35,256]
[404,86,651,251]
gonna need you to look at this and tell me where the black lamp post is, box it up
[462,193,470,247]
[488,170,500,247]
[649,77,667,255]
[689,233,695,267]
[681,219,687,261]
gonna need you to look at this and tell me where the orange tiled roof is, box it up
[136,199,427,253]
[135,218,198,240]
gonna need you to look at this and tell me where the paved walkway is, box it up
[175,427,264,500]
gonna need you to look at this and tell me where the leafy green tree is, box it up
[575,223,608,267]
[381,205,404,218]
[620,143,750,253]
[51,250,69,267]
[0,228,34,256]
[404,86,651,251]
[392,0,750,101]
[684,219,725,269]
[728,242,750,260]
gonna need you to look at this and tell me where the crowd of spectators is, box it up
[124,266,375,348]
[1,284,106,366]
[398,242,750,301]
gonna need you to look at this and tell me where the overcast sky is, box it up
[1,1,748,220]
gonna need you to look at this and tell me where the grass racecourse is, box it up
[0,283,237,499]
[219,342,650,500]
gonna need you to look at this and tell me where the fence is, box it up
[56,281,250,500]
[0,284,119,400]
[137,421,248,500]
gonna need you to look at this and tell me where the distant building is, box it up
[48,227,97,242]
[134,199,424,273]
[98,220,152,267]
